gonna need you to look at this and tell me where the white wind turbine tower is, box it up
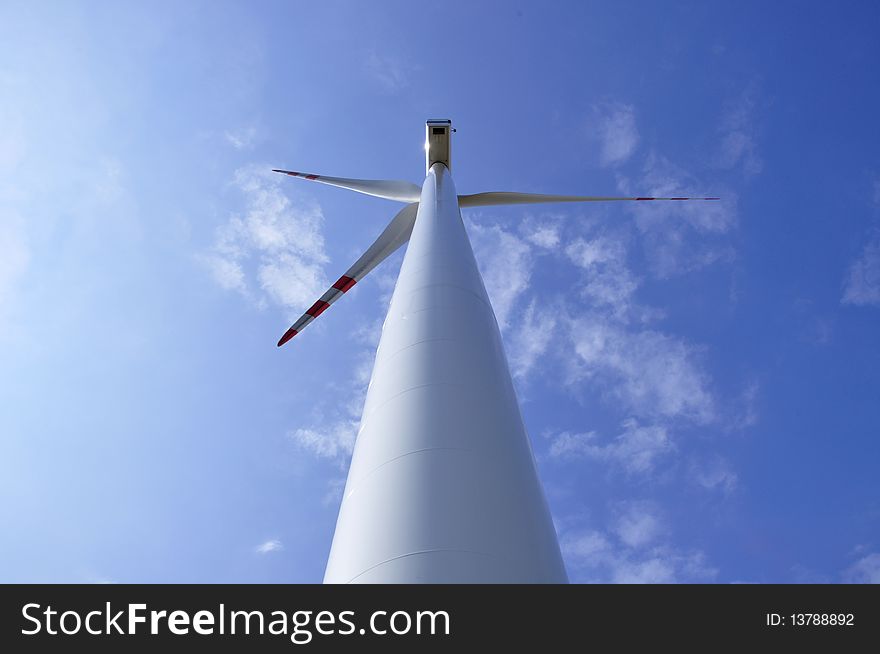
[275,120,718,583]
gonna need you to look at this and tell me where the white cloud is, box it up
[790,564,831,584]
[614,502,665,548]
[258,252,327,309]
[716,87,762,177]
[548,419,673,475]
[322,477,348,507]
[582,266,640,318]
[230,167,327,258]
[843,552,880,583]
[285,333,378,515]
[611,556,676,583]
[567,316,715,423]
[565,235,624,268]
[732,379,760,430]
[288,418,359,468]
[565,235,640,318]
[592,102,639,167]
[560,508,716,584]
[632,153,734,234]
[224,125,258,150]
[255,539,283,554]
[842,236,880,306]
[202,254,246,293]
[468,221,533,331]
[561,529,611,561]
[690,456,738,495]
[548,430,598,458]
[718,132,761,176]
[524,223,561,249]
[364,51,412,92]
[507,299,557,380]
[611,549,715,584]
[801,315,833,345]
[281,294,381,486]
[618,153,736,279]
[203,165,329,312]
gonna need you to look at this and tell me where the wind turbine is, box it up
[274,119,718,583]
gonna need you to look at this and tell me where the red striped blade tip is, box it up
[637,197,720,201]
[271,169,319,180]
[277,328,298,347]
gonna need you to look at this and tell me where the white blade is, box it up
[458,192,720,207]
[273,169,421,203]
[277,203,419,346]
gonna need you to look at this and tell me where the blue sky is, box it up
[1,1,878,583]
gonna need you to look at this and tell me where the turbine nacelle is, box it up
[425,118,452,173]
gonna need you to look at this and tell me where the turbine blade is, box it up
[273,169,422,203]
[277,203,419,347]
[458,192,720,207]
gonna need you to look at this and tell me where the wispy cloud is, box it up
[611,549,715,584]
[201,165,329,312]
[566,316,715,423]
[286,333,379,511]
[620,152,735,279]
[280,267,386,499]
[731,379,760,430]
[565,235,639,319]
[715,86,763,177]
[633,153,735,235]
[469,199,734,495]
[364,51,413,93]
[689,456,738,495]
[560,504,716,583]
[590,102,640,167]
[565,235,625,268]
[204,256,247,294]
[321,477,348,507]
[286,347,377,473]
[547,419,673,475]
[842,552,880,583]
[468,220,533,330]
[469,218,575,383]
[561,529,611,563]
[842,234,880,307]
[523,222,561,249]
[254,539,283,554]
[486,107,752,543]
[224,125,259,150]
[507,299,557,380]
[790,564,831,584]
[613,501,667,548]
[289,419,359,468]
